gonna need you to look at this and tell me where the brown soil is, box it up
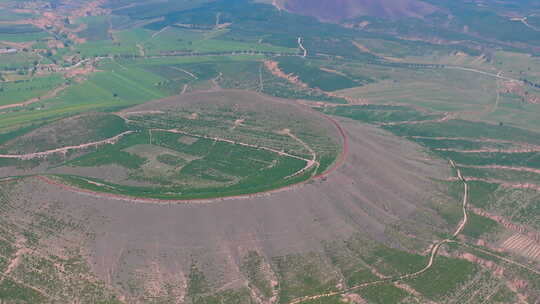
[502,80,540,104]
[341,293,366,303]
[501,233,540,261]
[471,208,528,234]
[462,177,540,192]
[380,112,454,126]
[8,111,449,301]
[264,60,308,89]
[459,164,540,175]
[0,131,133,159]
[264,60,371,104]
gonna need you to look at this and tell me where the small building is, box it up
[0,48,18,54]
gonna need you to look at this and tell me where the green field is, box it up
[0,74,64,106]
[0,0,538,302]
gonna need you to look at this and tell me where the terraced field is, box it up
[0,0,539,302]
[0,90,342,200]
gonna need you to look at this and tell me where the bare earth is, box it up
[10,116,450,299]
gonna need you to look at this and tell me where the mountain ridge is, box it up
[280,0,437,21]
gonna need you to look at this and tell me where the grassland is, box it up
[0,90,340,200]
[0,74,64,106]
[0,113,128,154]
[338,65,497,112]
[0,24,48,42]
[0,181,122,303]
[0,0,538,302]
[276,57,367,92]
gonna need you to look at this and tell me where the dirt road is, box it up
[446,66,518,82]
[297,37,307,57]
[289,157,539,304]
[0,131,133,160]
[17,109,348,205]
[0,84,68,111]
[288,159,469,303]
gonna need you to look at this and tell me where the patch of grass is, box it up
[0,122,46,145]
[156,154,187,167]
[0,74,64,106]
[277,57,366,91]
[367,246,426,276]
[385,120,540,146]
[360,283,408,304]
[0,113,128,154]
[462,213,499,238]
[467,181,500,209]
[410,137,487,150]
[0,278,45,303]
[187,263,209,296]
[77,16,113,42]
[322,105,440,124]
[241,251,273,298]
[405,255,477,300]
[68,132,148,169]
[0,24,48,42]
[193,288,255,304]
[439,151,540,169]
[273,253,339,304]
[490,284,517,303]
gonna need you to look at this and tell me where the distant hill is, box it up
[281,0,437,21]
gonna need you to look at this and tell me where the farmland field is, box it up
[0,90,341,200]
[0,0,539,302]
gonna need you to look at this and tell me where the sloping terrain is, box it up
[1,0,540,302]
[0,114,455,302]
[0,90,342,200]
[281,0,437,21]
[0,113,128,154]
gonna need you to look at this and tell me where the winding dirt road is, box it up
[7,110,348,205]
[446,66,518,82]
[297,37,307,58]
[288,158,539,304]
[288,159,470,304]
[0,84,68,111]
[0,131,134,160]
[151,128,319,176]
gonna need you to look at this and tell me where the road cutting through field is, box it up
[288,158,538,304]
[288,159,469,304]
[0,131,134,160]
[7,110,348,204]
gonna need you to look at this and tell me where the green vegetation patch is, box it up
[240,251,273,298]
[273,253,340,303]
[466,181,500,210]
[0,278,45,303]
[322,104,441,124]
[462,213,500,238]
[0,24,47,42]
[359,283,408,304]
[68,131,148,169]
[405,255,477,300]
[77,16,113,42]
[276,57,366,91]
[441,151,540,169]
[367,246,426,276]
[385,120,540,145]
[0,113,128,154]
[0,74,64,107]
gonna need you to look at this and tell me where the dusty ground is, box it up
[7,116,451,300]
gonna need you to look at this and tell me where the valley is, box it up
[0,0,538,303]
